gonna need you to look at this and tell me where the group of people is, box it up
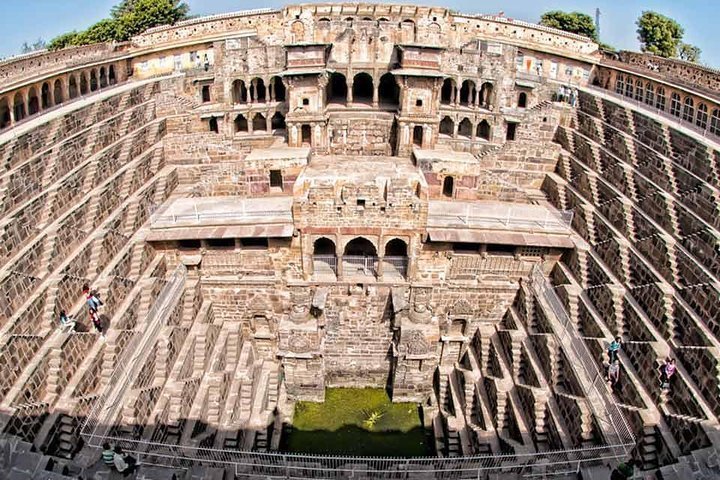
[555,84,578,107]
[57,284,106,340]
[605,337,677,393]
[102,443,139,476]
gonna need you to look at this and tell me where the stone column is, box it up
[471,121,477,141]
[269,78,275,102]
[63,78,70,102]
[347,82,353,104]
[372,81,379,108]
[266,113,272,132]
[250,79,256,103]
[453,84,458,106]
[452,119,459,139]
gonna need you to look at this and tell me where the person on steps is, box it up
[659,358,676,390]
[607,359,621,393]
[113,446,138,477]
[607,336,622,363]
[101,442,115,470]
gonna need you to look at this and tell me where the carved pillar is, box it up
[347,81,354,104]
[250,79,256,103]
[452,119,459,139]
[373,81,379,108]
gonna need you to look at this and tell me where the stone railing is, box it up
[0,43,128,90]
[606,50,720,97]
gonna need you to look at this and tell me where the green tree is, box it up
[113,0,189,40]
[74,19,119,45]
[540,11,598,41]
[636,11,684,58]
[47,0,189,50]
[48,31,81,50]
[678,43,701,63]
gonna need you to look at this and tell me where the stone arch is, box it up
[439,116,454,136]
[634,79,644,101]
[352,72,373,104]
[252,113,267,131]
[68,75,79,99]
[344,237,378,256]
[0,97,10,129]
[27,87,40,115]
[479,82,493,108]
[313,237,336,255]
[271,111,286,131]
[458,118,472,138]
[291,20,305,42]
[80,73,89,95]
[109,65,117,84]
[441,78,455,104]
[615,74,625,94]
[234,114,248,133]
[90,70,98,91]
[232,79,248,103]
[696,103,709,129]
[99,67,108,88]
[476,119,491,140]
[12,92,25,122]
[400,19,415,43]
[318,17,331,28]
[655,87,666,110]
[518,91,527,108]
[378,72,399,106]
[442,176,454,197]
[270,76,286,102]
[41,82,51,109]
[53,79,64,105]
[710,109,720,135]
[344,17,354,27]
[251,78,266,102]
[670,92,681,117]
[384,238,407,257]
[459,79,476,106]
[645,83,654,106]
[327,72,347,104]
[682,97,695,122]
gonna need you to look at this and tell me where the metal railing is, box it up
[530,265,635,449]
[431,208,573,231]
[312,255,337,277]
[342,255,378,277]
[81,263,187,438]
[382,256,408,278]
[151,208,291,226]
[449,255,535,279]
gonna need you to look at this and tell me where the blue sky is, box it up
[2,0,719,66]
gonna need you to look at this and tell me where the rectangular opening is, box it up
[269,170,283,189]
[452,242,481,253]
[206,238,235,249]
[506,122,517,141]
[178,239,201,250]
[357,199,366,209]
[415,98,423,107]
[486,243,516,255]
[302,98,310,106]
[201,85,211,103]
[241,238,269,249]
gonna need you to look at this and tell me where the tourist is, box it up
[607,360,621,393]
[570,88,578,107]
[58,309,75,331]
[90,308,105,340]
[659,358,676,390]
[85,287,103,310]
[101,442,115,470]
[113,446,138,476]
[607,336,622,363]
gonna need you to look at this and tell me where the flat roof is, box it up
[427,200,573,241]
[413,148,478,164]
[150,196,293,230]
[244,147,311,163]
[298,155,424,185]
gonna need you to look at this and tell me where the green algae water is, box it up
[281,388,430,457]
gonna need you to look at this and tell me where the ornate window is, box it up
[615,74,625,94]
[710,109,720,136]
[670,93,681,117]
[645,83,654,106]
[655,87,666,110]
[696,103,708,129]
[682,97,695,122]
